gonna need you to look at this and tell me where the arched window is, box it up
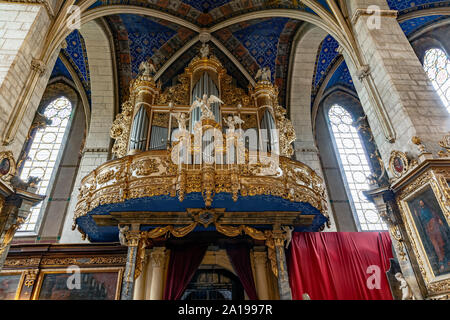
[423,48,450,113]
[328,104,387,231]
[19,96,73,232]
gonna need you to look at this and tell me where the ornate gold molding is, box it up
[73,150,328,227]
[396,165,450,297]
[0,151,16,183]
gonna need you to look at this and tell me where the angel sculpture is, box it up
[138,59,156,76]
[395,272,415,300]
[190,94,223,121]
[173,112,188,132]
[255,66,271,82]
[200,43,210,58]
[118,225,129,246]
[223,115,244,132]
[282,225,294,249]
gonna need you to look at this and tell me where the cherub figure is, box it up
[190,94,223,120]
[118,225,129,246]
[138,59,156,76]
[200,43,210,58]
[255,66,271,82]
[282,225,294,249]
[395,272,415,300]
[223,115,244,132]
[173,112,189,132]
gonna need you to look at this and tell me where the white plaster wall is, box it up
[60,21,115,243]
[289,24,337,231]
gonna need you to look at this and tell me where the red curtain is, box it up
[163,244,208,300]
[226,244,258,300]
[287,232,393,300]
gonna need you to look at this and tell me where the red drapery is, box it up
[287,232,393,300]
[226,245,259,300]
[163,244,208,300]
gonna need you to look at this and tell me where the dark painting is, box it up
[0,274,21,300]
[38,272,118,300]
[407,186,450,276]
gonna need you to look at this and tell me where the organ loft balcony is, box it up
[73,45,330,242]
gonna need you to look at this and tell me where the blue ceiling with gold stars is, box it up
[232,18,289,82]
[120,14,177,77]
[50,30,91,105]
[50,57,73,82]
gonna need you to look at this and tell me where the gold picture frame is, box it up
[31,267,123,300]
[0,270,25,300]
[397,167,450,297]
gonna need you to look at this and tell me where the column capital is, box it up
[149,247,166,268]
[253,251,268,266]
[124,231,142,247]
[351,8,398,25]
[31,58,46,77]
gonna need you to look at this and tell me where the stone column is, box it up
[253,250,270,300]
[149,247,166,300]
[346,0,450,167]
[0,2,56,158]
[120,231,141,300]
[272,229,292,300]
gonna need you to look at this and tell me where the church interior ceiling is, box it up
[55,0,450,111]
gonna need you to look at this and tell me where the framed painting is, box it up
[0,272,23,300]
[397,167,450,297]
[32,268,122,300]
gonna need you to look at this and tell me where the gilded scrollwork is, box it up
[273,105,296,157]
[130,158,159,176]
[111,101,134,158]
[74,150,327,226]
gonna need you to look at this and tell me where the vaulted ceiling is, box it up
[55,0,450,109]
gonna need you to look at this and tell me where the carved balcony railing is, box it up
[73,149,328,228]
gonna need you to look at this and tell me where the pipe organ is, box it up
[110,44,296,159]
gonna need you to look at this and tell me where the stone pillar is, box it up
[0,2,56,158]
[120,231,141,300]
[272,229,292,300]
[346,0,450,167]
[149,247,166,300]
[253,250,270,300]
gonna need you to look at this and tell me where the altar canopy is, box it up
[287,232,394,300]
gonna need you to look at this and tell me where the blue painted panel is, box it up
[233,18,289,81]
[76,192,328,242]
[50,57,73,81]
[119,14,177,76]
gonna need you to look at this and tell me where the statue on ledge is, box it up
[190,94,223,121]
[173,112,189,132]
[395,272,415,300]
[223,115,244,133]
[138,59,156,76]
[255,66,271,82]
[200,43,210,58]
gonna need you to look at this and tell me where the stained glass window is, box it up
[18,97,73,232]
[423,48,450,113]
[328,104,387,231]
